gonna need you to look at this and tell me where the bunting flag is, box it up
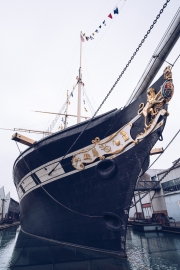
[114,7,119,14]
[83,99,85,104]
[82,1,125,41]
[70,92,73,97]
[84,107,88,112]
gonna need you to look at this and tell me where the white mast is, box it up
[77,32,83,124]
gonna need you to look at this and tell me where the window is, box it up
[162,178,180,194]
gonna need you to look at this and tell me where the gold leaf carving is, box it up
[92,148,99,157]
[120,131,129,141]
[115,140,120,146]
[84,153,92,160]
[92,137,100,144]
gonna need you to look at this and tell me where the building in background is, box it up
[0,186,20,221]
[129,159,180,222]
[159,159,180,221]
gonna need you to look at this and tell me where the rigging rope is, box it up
[126,157,180,210]
[14,0,175,219]
[83,86,95,115]
[48,0,171,176]
[15,141,102,218]
[43,82,78,137]
[123,128,180,209]
[102,17,180,139]
[148,129,180,170]
[125,7,180,106]
[15,139,149,219]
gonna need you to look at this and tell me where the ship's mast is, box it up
[77,32,83,124]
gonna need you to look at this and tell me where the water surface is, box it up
[0,226,180,269]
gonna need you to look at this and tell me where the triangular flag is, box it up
[90,36,94,40]
[113,7,119,14]
[103,20,106,26]
[92,33,95,36]
[95,29,99,33]
[99,25,102,29]
[86,36,89,41]
[71,92,73,97]
[108,13,113,19]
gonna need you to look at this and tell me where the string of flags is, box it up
[59,81,89,129]
[81,5,120,41]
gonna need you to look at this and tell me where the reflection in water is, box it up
[0,226,20,269]
[127,230,180,270]
[0,226,180,269]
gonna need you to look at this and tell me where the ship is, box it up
[12,8,180,257]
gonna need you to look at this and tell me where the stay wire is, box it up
[172,54,180,68]
[124,129,180,209]
[125,157,180,210]
[15,0,172,217]
[15,142,102,218]
[15,140,144,218]
[103,22,180,139]
[48,0,171,176]
[126,7,180,106]
[147,129,180,170]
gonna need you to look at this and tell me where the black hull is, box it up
[13,75,168,256]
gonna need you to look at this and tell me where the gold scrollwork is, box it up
[120,131,129,141]
[84,154,92,160]
[113,140,120,146]
[99,143,111,153]
[92,148,99,157]
[138,66,174,132]
[92,137,100,144]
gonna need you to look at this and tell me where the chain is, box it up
[55,0,170,163]
[93,0,171,117]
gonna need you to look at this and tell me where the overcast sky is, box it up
[0,0,180,201]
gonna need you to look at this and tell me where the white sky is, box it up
[0,0,180,201]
